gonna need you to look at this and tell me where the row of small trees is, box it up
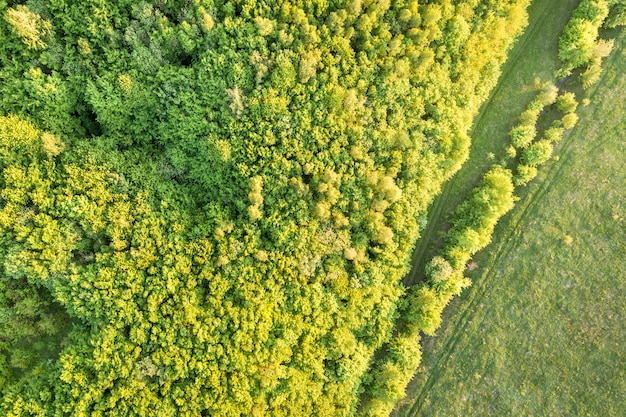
[357,89,578,416]
[513,88,579,186]
[358,166,515,417]
[557,0,620,88]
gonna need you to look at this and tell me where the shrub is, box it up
[521,140,553,167]
[562,112,580,129]
[543,126,565,144]
[514,164,538,186]
[510,124,537,148]
[556,92,579,113]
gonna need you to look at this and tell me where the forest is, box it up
[0,0,623,416]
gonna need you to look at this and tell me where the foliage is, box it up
[444,167,517,268]
[513,164,538,186]
[556,0,622,88]
[520,139,553,167]
[0,0,533,415]
[556,92,578,113]
[606,2,626,27]
[4,5,52,50]
[507,82,557,149]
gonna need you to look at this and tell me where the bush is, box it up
[536,84,559,106]
[562,112,580,129]
[558,0,610,72]
[510,124,537,148]
[581,58,603,89]
[514,164,538,186]
[543,126,565,144]
[556,92,579,113]
[405,286,446,336]
[425,256,455,285]
[521,140,553,167]
[605,3,626,28]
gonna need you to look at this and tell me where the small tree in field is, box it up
[509,124,536,149]
[562,112,579,129]
[521,140,553,167]
[556,92,578,114]
[514,164,538,186]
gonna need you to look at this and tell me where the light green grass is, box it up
[395,22,626,417]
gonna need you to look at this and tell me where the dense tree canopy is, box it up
[0,0,533,415]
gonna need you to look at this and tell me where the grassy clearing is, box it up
[395,21,626,417]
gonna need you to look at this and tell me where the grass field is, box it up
[395,13,626,417]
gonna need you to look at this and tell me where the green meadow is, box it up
[396,12,626,417]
